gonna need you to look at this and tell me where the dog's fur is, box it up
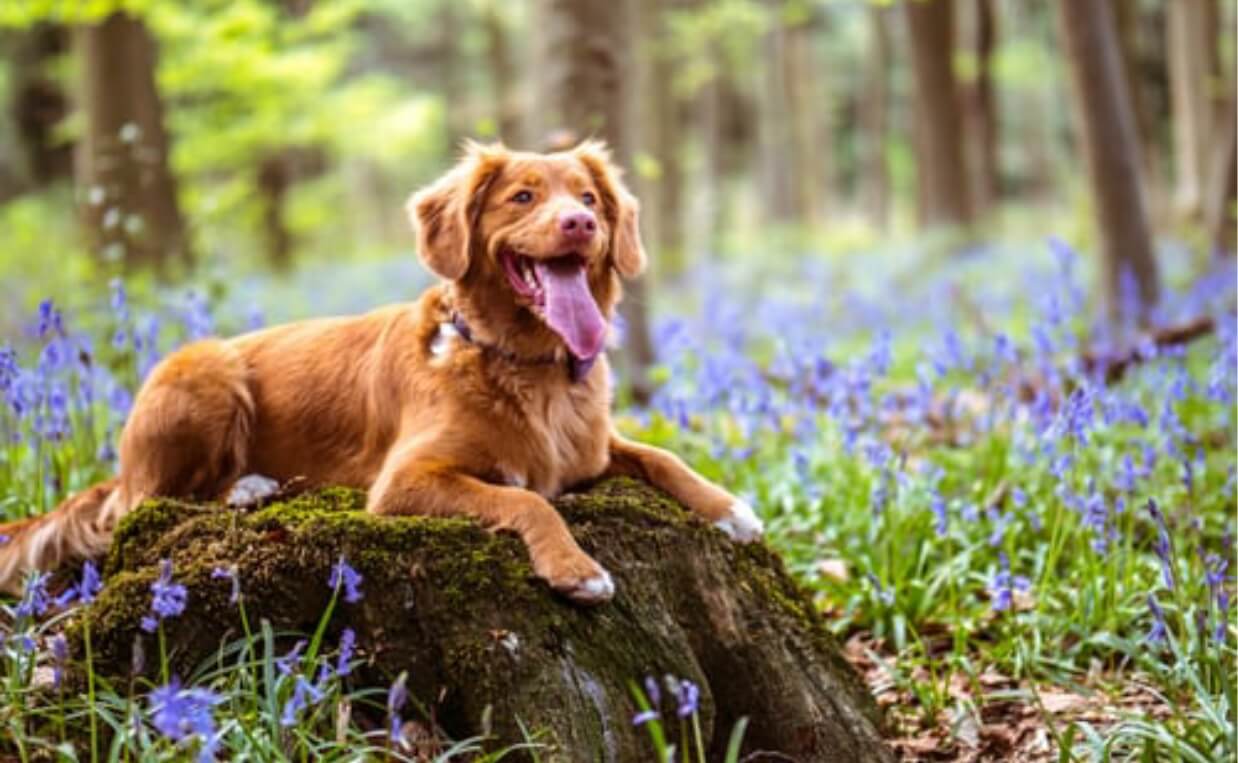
[0,141,761,604]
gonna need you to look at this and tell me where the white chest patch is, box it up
[430,321,460,359]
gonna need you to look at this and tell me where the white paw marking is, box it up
[715,500,764,543]
[574,568,615,604]
[226,474,281,507]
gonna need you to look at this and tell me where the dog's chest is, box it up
[501,384,609,497]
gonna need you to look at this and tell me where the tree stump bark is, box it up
[81,478,892,761]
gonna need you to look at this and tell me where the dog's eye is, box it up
[511,190,534,204]
[581,191,596,207]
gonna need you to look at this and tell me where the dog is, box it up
[0,141,763,604]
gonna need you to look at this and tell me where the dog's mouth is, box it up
[500,250,607,361]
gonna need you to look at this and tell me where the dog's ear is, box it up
[407,143,507,281]
[574,140,647,279]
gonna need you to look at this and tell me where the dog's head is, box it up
[407,141,645,364]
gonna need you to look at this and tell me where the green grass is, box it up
[0,238,1234,760]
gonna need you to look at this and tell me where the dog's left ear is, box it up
[575,141,647,279]
[407,143,507,281]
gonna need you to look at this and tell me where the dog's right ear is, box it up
[407,143,507,281]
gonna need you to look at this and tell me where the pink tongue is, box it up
[535,258,607,360]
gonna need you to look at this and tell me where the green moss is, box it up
[72,476,887,759]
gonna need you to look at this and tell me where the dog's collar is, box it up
[447,313,597,383]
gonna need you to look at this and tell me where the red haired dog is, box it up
[0,142,762,604]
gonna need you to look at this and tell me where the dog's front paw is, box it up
[556,567,615,606]
[715,499,764,543]
[536,550,616,606]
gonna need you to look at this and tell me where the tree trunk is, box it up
[755,2,822,225]
[636,0,687,276]
[257,154,293,271]
[536,0,656,403]
[75,479,893,761]
[75,12,189,270]
[8,23,72,189]
[483,4,523,146]
[1205,101,1236,257]
[861,5,892,229]
[1055,0,1161,323]
[963,0,999,216]
[905,0,972,229]
[434,1,466,149]
[699,51,751,257]
[1114,0,1168,225]
[1167,0,1219,219]
[786,14,828,225]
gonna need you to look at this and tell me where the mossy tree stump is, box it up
[83,478,891,761]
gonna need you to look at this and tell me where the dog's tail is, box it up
[0,477,120,595]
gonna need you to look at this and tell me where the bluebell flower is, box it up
[866,573,895,606]
[675,678,700,718]
[109,278,128,319]
[280,674,325,727]
[336,628,357,677]
[1146,500,1175,591]
[141,559,187,633]
[986,508,1010,548]
[631,707,659,726]
[929,491,948,537]
[16,572,51,619]
[388,672,408,744]
[211,566,240,604]
[52,560,103,610]
[328,556,363,603]
[50,633,68,688]
[1115,454,1138,493]
[276,640,307,676]
[632,675,661,726]
[1146,594,1168,643]
[988,554,1030,612]
[147,679,224,762]
[37,299,63,338]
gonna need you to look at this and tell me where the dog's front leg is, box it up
[367,456,614,605]
[607,434,764,542]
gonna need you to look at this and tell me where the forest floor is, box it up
[0,238,1234,760]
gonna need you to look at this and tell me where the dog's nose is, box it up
[559,211,597,243]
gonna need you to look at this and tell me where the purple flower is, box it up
[141,559,187,633]
[988,554,1030,612]
[276,640,307,676]
[1146,500,1175,591]
[280,674,324,727]
[53,560,103,609]
[336,628,356,677]
[632,674,662,726]
[388,672,408,744]
[211,566,240,604]
[1115,454,1138,493]
[929,491,948,537]
[50,633,68,688]
[147,679,224,762]
[37,299,63,338]
[328,556,363,603]
[1146,594,1168,643]
[866,573,895,606]
[675,678,700,718]
[15,572,51,619]
[631,708,659,726]
[80,561,102,603]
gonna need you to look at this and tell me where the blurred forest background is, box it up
[0,0,1234,384]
